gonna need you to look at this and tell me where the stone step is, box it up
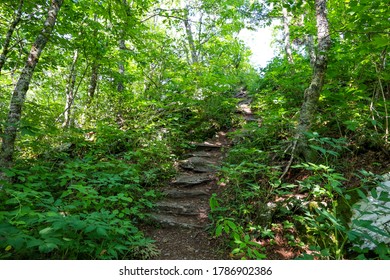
[191,142,222,150]
[184,151,216,158]
[172,173,213,187]
[155,199,208,216]
[162,187,210,198]
[237,103,252,115]
[244,114,260,122]
[150,213,206,229]
[179,157,218,173]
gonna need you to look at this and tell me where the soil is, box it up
[143,131,230,260]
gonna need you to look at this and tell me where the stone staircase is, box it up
[144,91,257,259]
[150,132,227,229]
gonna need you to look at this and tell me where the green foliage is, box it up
[0,153,162,259]
[1,0,389,261]
[218,146,280,213]
[212,0,390,260]
[0,0,254,260]
[210,195,266,260]
[0,208,158,260]
[291,166,390,260]
[209,144,282,259]
[301,151,386,259]
[212,74,389,259]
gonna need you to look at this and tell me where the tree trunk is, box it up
[296,0,331,161]
[87,14,99,103]
[62,50,79,128]
[88,62,99,101]
[117,39,126,92]
[115,39,126,128]
[0,0,24,74]
[0,0,64,168]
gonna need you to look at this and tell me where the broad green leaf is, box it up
[96,227,108,237]
[39,243,58,253]
[39,227,54,236]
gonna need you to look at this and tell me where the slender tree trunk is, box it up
[87,14,99,103]
[117,39,126,92]
[63,50,79,128]
[117,0,130,92]
[116,39,126,128]
[0,0,24,74]
[0,0,64,168]
[296,0,331,161]
[183,8,198,64]
[282,7,293,64]
[88,61,99,101]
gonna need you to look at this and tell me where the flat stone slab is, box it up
[185,151,215,158]
[156,199,206,216]
[237,103,252,114]
[162,188,210,198]
[244,114,259,122]
[179,157,218,173]
[191,142,222,149]
[150,213,205,229]
[172,174,212,187]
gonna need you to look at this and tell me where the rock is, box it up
[179,157,217,173]
[155,199,204,216]
[255,202,275,227]
[163,188,210,198]
[237,103,252,115]
[234,90,248,99]
[185,151,214,158]
[350,176,390,250]
[244,114,259,122]
[172,174,212,187]
[150,213,204,229]
[191,142,222,150]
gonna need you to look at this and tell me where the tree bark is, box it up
[1,0,64,168]
[0,0,24,74]
[296,0,331,161]
[62,49,79,128]
[88,61,99,101]
[87,14,99,103]
[117,39,126,92]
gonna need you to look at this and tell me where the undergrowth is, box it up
[0,154,162,259]
[0,87,239,259]
[209,57,390,260]
[211,126,389,260]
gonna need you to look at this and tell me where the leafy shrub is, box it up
[212,124,389,260]
[209,146,281,259]
[210,195,266,260]
[0,156,160,260]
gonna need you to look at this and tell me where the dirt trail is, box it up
[145,132,230,259]
[145,91,254,260]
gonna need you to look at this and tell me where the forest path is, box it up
[144,91,255,260]
[144,132,230,259]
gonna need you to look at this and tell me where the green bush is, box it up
[0,156,160,260]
